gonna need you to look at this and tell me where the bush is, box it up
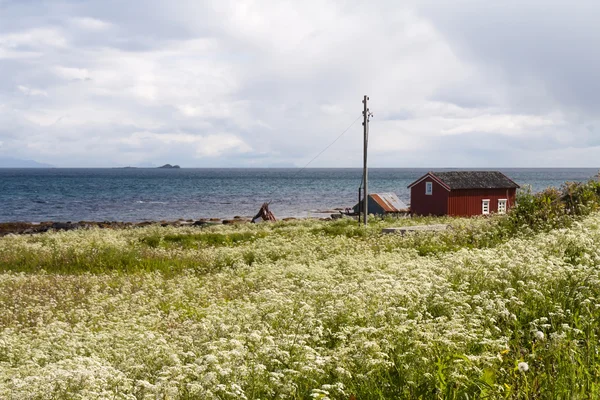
[504,185,568,233]
[504,180,600,235]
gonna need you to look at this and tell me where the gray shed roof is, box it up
[430,171,520,190]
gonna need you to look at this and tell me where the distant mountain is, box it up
[157,164,181,169]
[0,157,54,168]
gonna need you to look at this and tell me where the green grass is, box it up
[142,231,269,249]
[4,183,600,398]
[0,215,485,275]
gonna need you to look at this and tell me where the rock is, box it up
[51,222,78,231]
[0,222,36,236]
[222,219,249,225]
[282,217,297,221]
[136,221,153,227]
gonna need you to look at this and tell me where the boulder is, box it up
[193,220,212,227]
[222,219,250,225]
[51,222,79,231]
[136,221,154,227]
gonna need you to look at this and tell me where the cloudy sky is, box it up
[0,0,598,167]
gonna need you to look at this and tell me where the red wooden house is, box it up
[408,171,519,217]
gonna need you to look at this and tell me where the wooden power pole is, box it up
[362,95,370,227]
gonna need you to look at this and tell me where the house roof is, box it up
[353,193,408,213]
[408,171,520,190]
[370,193,408,212]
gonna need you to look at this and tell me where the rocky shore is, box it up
[0,214,338,237]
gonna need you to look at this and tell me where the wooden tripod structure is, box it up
[252,203,277,223]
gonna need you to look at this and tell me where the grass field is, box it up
[1,213,600,399]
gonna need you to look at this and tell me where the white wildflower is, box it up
[2,212,600,397]
[518,362,529,372]
[534,331,545,341]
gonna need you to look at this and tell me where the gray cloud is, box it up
[418,1,600,111]
[0,0,598,167]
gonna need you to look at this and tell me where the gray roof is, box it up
[431,171,520,190]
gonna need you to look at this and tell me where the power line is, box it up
[294,115,362,175]
[266,114,362,204]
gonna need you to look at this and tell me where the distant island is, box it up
[115,164,181,169]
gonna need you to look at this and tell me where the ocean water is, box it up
[0,168,598,222]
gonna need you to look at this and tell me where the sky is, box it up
[0,0,598,168]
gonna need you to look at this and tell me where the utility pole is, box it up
[362,95,370,227]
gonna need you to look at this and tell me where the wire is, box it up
[295,115,362,174]
[266,114,363,204]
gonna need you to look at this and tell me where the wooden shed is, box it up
[407,171,519,217]
[353,193,409,216]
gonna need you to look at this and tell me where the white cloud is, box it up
[195,134,252,156]
[0,28,67,49]
[320,104,344,116]
[54,66,91,81]
[0,48,41,59]
[70,17,111,31]
[18,85,48,97]
[0,27,66,59]
[440,114,559,136]
[0,0,598,167]
[176,101,247,119]
[119,132,252,158]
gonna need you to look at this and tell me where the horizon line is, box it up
[1,166,600,170]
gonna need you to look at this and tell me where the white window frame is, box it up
[482,199,490,215]
[425,181,433,195]
[498,199,507,214]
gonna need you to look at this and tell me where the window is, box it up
[498,199,507,214]
[482,199,490,215]
[425,182,432,195]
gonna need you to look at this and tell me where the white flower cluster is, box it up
[1,214,600,398]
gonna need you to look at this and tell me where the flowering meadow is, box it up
[1,211,600,399]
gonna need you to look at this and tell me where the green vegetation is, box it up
[142,231,269,249]
[2,180,600,398]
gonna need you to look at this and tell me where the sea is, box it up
[0,168,598,223]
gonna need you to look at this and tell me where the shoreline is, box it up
[0,213,346,236]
